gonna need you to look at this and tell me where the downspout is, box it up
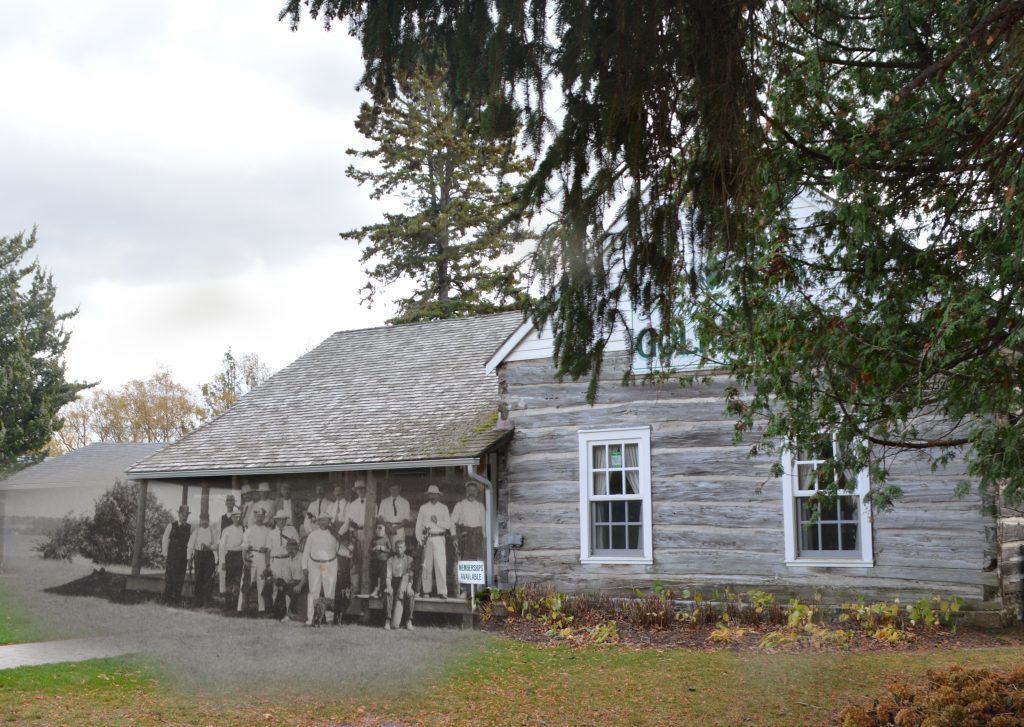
[465,463,495,588]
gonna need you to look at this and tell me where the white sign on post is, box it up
[458,560,486,585]
[458,560,485,614]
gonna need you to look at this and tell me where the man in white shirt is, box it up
[377,482,411,548]
[272,540,306,622]
[218,492,240,596]
[303,511,339,625]
[240,483,255,528]
[303,482,332,537]
[242,507,272,615]
[254,482,277,530]
[342,480,369,594]
[187,513,218,608]
[274,482,297,528]
[268,509,300,586]
[451,482,487,562]
[415,484,453,599]
[218,510,245,614]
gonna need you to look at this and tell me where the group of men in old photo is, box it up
[160,479,487,629]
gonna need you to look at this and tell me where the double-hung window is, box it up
[578,427,653,564]
[781,440,873,567]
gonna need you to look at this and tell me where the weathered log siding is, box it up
[498,355,997,607]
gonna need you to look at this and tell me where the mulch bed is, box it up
[482,616,1024,652]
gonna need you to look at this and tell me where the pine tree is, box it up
[283,1,1024,505]
[342,70,535,323]
[0,229,89,474]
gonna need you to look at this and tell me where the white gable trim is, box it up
[485,319,537,374]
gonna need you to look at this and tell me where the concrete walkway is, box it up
[0,638,133,670]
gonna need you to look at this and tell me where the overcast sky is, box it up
[0,0,410,391]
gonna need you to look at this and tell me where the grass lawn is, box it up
[0,589,43,646]
[2,639,1023,726]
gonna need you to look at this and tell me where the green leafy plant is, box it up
[839,597,902,632]
[586,620,620,644]
[786,598,815,628]
[744,590,785,625]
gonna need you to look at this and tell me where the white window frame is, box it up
[578,426,653,565]
[781,441,873,568]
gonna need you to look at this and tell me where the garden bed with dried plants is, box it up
[478,583,1024,653]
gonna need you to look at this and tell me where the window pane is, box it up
[611,526,626,549]
[609,470,623,495]
[609,444,623,468]
[840,496,859,521]
[624,469,640,495]
[797,464,817,490]
[593,502,610,524]
[800,523,819,551]
[610,501,626,522]
[819,498,838,522]
[799,499,819,524]
[592,445,607,469]
[592,471,607,496]
[627,525,641,550]
[841,524,859,551]
[627,500,641,523]
[624,443,639,467]
[594,525,610,550]
[821,523,840,550]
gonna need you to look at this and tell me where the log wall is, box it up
[498,354,999,611]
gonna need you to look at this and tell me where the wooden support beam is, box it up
[130,479,149,576]
[180,484,189,508]
[200,483,210,520]
[360,470,376,595]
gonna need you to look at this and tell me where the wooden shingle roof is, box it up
[126,312,523,479]
[0,443,165,491]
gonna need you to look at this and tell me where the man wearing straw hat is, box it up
[242,507,272,615]
[415,484,452,599]
[303,510,339,625]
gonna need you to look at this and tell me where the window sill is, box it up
[581,556,653,566]
[785,559,873,569]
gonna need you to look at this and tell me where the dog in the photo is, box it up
[311,597,331,626]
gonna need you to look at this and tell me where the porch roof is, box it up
[126,312,522,480]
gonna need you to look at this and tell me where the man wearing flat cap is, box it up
[162,505,192,606]
[415,484,453,599]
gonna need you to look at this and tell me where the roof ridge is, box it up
[325,310,525,338]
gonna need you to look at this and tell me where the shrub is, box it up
[34,514,90,561]
[839,666,1024,727]
[80,480,172,568]
[563,591,615,622]
[620,582,677,629]
[32,479,172,568]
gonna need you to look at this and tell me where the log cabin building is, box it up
[126,310,1017,623]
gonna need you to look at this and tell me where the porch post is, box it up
[180,483,189,509]
[130,479,149,576]
[361,470,377,594]
[200,483,210,520]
